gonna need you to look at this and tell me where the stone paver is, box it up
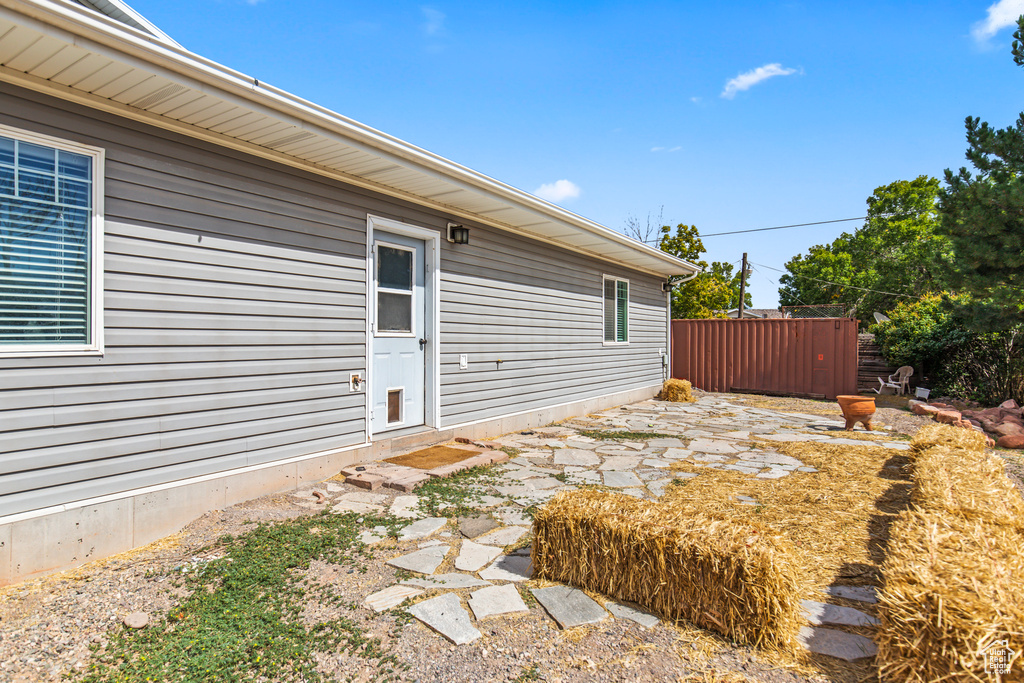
[801,600,880,627]
[340,491,388,504]
[387,546,449,574]
[474,526,529,547]
[603,471,643,488]
[468,584,529,620]
[408,593,481,645]
[553,450,600,466]
[458,515,500,539]
[455,540,503,572]
[598,456,643,471]
[825,585,878,603]
[390,495,422,519]
[398,517,448,541]
[798,626,878,661]
[688,438,740,454]
[493,508,531,526]
[479,555,532,582]
[365,585,424,612]
[402,574,493,589]
[606,601,660,628]
[531,586,609,629]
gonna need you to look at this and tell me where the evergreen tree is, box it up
[936,16,1024,332]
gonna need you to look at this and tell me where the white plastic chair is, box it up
[875,366,913,395]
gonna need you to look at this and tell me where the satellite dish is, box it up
[873,312,890,323]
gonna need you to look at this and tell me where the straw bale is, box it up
[912,445,1024,527]
[531,489,804,651]
[661,378,695,402]
[876,510,1024,682]
[910,423,986,456]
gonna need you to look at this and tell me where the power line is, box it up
[637,216,867,243]
[751,261,917,298]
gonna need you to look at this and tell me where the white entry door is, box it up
[371,231,426,433]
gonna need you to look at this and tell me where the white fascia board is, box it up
[75,0,182,48]
[4,0,700,278]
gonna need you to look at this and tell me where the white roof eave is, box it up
[1,0,700,279]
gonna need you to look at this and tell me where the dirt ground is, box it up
[0,391,1015,683]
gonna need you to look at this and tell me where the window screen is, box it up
[603,277,628,343]
[0,132,95,347]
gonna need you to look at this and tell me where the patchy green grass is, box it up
[513,665,543,682]
[499,446,522,459]
[79,510,406,683]
[576,430,677,441]
[414,465,503,518]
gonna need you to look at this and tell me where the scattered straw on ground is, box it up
[666,439,910,589]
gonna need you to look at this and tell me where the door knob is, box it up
[419,338,427,348]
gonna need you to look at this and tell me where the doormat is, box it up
[384,446,482,470]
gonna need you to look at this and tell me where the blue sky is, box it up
[130,0,1024,308]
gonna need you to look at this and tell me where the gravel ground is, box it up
[0,390,1007,683]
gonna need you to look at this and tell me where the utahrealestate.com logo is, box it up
[982,640,1016,675]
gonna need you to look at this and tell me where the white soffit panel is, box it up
[0,0,699,278]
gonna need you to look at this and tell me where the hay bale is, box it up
[661,378,695,402]
[912,445,1024,527]
[531,489,804,651]
[910,423,986,456]
[876,510,1024,682]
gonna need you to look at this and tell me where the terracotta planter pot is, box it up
[837,395,876,431]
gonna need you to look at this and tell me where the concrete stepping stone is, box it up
[455,540,503,572]
[606,601,659,628]
[402,573,493,589]
[458,515,501,539]
[645,438,687,449]
[553,450,600,466]
[603,471,643,488]
[419,539,445,548]
[468,584,529,620]
[523,477,564,490]
[390,495,422,519]
[359,526,388,544]
[398,517,448,541]
[479,555,532,582]
[599,456,643,471]
[365,585,424,612]
[801,600,880,627]
[531,585,609,629]
[474,526,529,547]
[641,458,670,468]
[691,453,729,463]
[493,507,531,526]
[566,469,601,484]
[825,585,878,604]
[619,488,646,498]
[340,491,388,504]
[387,546,450,574]
[660,448,692,459]
[333,501,385,514]
[408,593,481,645]
[688,439,739,455]
[798,626,877,661]
[721,431,751,440]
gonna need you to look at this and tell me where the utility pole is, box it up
[738,252,748,319]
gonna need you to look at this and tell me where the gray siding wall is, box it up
[437,230,667,427]
[0,81,668,520]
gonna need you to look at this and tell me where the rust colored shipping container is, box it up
[670,318,859,400]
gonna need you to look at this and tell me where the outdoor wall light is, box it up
[447,222,470,244]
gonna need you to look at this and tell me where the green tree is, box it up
[935,16,1024,332]
[658,223,751,318]
[779,176,949,321]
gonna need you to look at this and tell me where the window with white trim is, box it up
[603,276,628,343]
[0,126,103,354]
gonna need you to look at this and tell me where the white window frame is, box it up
[0,123,104,358]
[373,240,417,338]
[602,275,629,346]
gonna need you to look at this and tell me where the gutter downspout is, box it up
[664,269,701,383]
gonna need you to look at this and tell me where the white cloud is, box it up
[721,63,798,99]
[972,0,1024,42]
[534,179,581,202]
[421,6,445,36]
[690,96,702,104]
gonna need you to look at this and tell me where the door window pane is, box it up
[378,245,412,291]
[378,292,412,332]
